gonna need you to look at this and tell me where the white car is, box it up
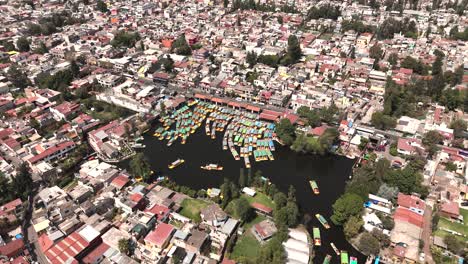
[419,252,425,262]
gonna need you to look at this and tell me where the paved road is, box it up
[422,205,435,264]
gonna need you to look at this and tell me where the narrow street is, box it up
[422,205,435,264]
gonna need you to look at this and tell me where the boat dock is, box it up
[153,100,277,168]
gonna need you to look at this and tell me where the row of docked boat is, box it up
[154,100,217,146]
[214,107,277,168]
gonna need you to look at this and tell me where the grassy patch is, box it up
[179,198,211,223]
[460,208,468,224]
[63,179,78,191]
[230,232,261,260]
[243,192,274,209]
[242,214,266,230]
[229,214,266,261]
[169,219,185,229]
[438,217,468,236]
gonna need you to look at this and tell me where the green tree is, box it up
[273,192,287,211]
[111,31,140,48]
[33,42,48,54]
[223,0,229,8]
[16,37,30,52]
[221,178,233,208]
[7,64,31,89]
[377,183,399,200]
[0,173,12,204]
[388,53,398,67]
[129,153,152,182]
[276,118,295,145]
[118,238,130,255]
[238,168,246,187]
[257,54,280,67]
[96,0,109,12]
[380,214,395,230]
[444,235,464,255]
[450,119,467,138]
[344,215,363,238]
[172,34,192,55]
[422,130,444,146]
[161,55,174,73]
[12,164,33,200]
[358,232,380,256]
[331,193,364,225]
[286,201,299,227]
[235,197,254,222]
[432,56,443,76]
[445,162,457,172]
[284,35,302,64]
[70,60,80,77]
[371,111,397,130]
[246,51,257,68]
[369,44,383,60]
[296,106,321,127]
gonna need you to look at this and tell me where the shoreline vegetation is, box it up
[156,168,303,264]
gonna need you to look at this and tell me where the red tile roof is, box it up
[0,239,24,258]
[441,202,459,217]
[111,174,130,189]
[0,198,22,215]
[394,207,424,228]
[45,232,90,264]
[251,202,273,214]
[0,128,13,140]
[38,234,54,252]
[397,193,425,211]
[310,125,328,137]
[130,193,143,203]
[145,204,170,221]
[144,223,174,248]
[28,141,75,164]
[221,258,236,264]
[82,242,109,264]
[393,245,406,258]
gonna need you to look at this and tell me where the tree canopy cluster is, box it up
[129,153,152,182]
[291,128,339,155]
[449,26,468,41]
[27,11,84,36]
[7,64,32,90]
[96,0,109,13]
[111,31,141,48]
[36,68,74,92]
[341,19,376,33]
[306,4,341,21]
[331,156,429,255]
[0,164,34,204]
[249,35,302,67]
[230,0,298,13]
[171,34,192,56]
[377,17,418,39]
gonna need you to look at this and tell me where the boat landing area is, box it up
[152,99,277,168]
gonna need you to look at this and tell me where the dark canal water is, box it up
[141,127,365,263]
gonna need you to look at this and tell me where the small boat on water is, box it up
[309,180,320,195]
[323,255,332,264]
[350,256,358,264]
[340,251,349,264]
[244,156,251,168]
[313,227,321,246]
[168,159,184,169]
[330,243,340,255]
[200,164,223,171]
[316,214,330,229]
